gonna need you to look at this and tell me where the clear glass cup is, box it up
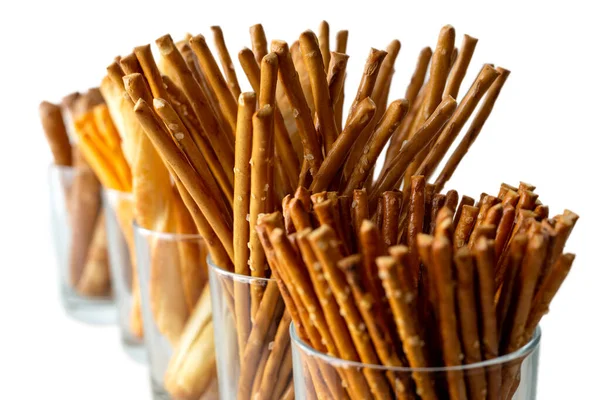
[48,163,115,324]
[291,322,541,400]
[103,188,146,362]
[134,223,218,400]
[208,259,293,400]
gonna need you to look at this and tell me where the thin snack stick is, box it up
[318,21,331,70]
[405,47,433,105]
[39,102,72,166]
[381,192,403,247]
[352,189,369,250]
[452,195,475,231]
[494,205,516,265]
[211,26,242,99]
[443,34,479,99]
[407,176,426,287]
[327,52,350,115]
[468,194,499,248]
[453,205,479,250]
[256,311,292,399]
[134,44,170,100]
[249,24,268,64]
[434,67,511,191]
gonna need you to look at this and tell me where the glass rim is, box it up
[289,322,541,372]
[207,254,274,284]
[132,220,205,242]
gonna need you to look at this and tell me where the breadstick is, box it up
[156,34,235,179]
[343,100,409,194]
[133,98,234,260]
[452,247,487,399]
[370,96,457,202]
[473,238,501,399]
[300,30,338,154]
[430,236,468,400]
[210,26,242,99]
[376,255,437,400]
[443,34,478,98]
[271,40,323,178]
[382,192,403,247]
[309,226,393,400]
[524,253,575,341]
[415,65,500,180]
[40,102,72,166]
[249,24,268,64]
[453,205,479,250]
[119,52,145,76]
[310,97,376,192]
[434,67,510,191]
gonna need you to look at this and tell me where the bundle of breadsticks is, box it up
[40,91,113,297]
[257,179,577,400]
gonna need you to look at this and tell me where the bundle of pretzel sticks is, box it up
[40,91,114,297]
[257,179,577,400]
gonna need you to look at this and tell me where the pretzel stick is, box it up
[334,30,349,132]
[352,189,369,248]
[300,30,338,155]
[453,247,487,400]
[370,96,457,202]
[328,52,349,124]
[427,193,446,234]
[451,195,475,231]
[313,200,348,254]
[315,21,330,69]
[343,100,409,194]
[309,226,393,400]
[40,102,72,166]
[434,67,511,191]
[255,311,292,399]
[210,26,241,99]
[381,192,403,247]
[156,35,235,179]
[249,24,268,64]
[376,255,437,400]
[414,64,500,180]
[468,195,499,247]
[272,40,323,179]
[453,205,479,250]
[524,253,575,341]
[120,52,145,76]
[443,34,478,98]
[310,98,376,192]
[405,175,426,288]
[474,238,501,399]
[431,236,468,400]
[540,211,578,283]
[133,99,234,260]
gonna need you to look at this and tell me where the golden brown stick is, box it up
[256,311,292,399]
[503,234,548,354]
[368,40,401,135]
[414,64,500,180]
[134,44,170,101]
[541,211,578,281]
[431,236,468,400]
[496,235,527,338]
[133,98,234,261]
[335,30,349,53]
[317,21,331,70]
[445,189,459,215]
[40,102,72,166]
[343,99,409,194]
[76,211,111,296]
[250,24,268,64]
[468,195,500,248]
[443,34,478,99]
[272,40,323,178]
[474,238,501,399]
[309,226,392,400]
[312,200,349,255]
[407,176,426,287]
[300,30,338,155]
[211,26,242,99]
[452,195,476,231]
[377,255,437,400]
[454,247,487,400]
[434,68,511,191]
[405,47,433,105]
[120,52,145,75]
[494,205,516,265]
[189,34,238,136]
[327,52,349,112]
[381,192,403,247]
[524,253,575,341]
[352,189,369,249]
[333,31,348,133]
[290,40,316,115]
[453,205,479,250]
[370,96,457,202]
[288,197,313,232]
[428,193,446,234]
[310,98,376,192]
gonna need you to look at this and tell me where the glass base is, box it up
[151,379,171,400]
[61,288,116,325]
[122,335,147,364]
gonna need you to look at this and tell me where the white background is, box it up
[1,0,598,399]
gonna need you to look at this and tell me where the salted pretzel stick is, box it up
[503,234,548,354]
[300,30,338,155]
[452,195,475,231]
[210,26,241,99]
[309,226,393,400]
[134,44,169,101]
[406,176,426,287]
[342,48,388,176]
[290,40,316,115]
[310,98,376,192]
[443,190,459,215]
[494,205,516,265]
[133,99,234,261]
[453,205,479,250]
[120,52,145,76]
[415,65,500,180]
[468,195,500,247]
[328,52,349,111]
[333,30,349,132]
[428,194,447,234]
[434,68,511,191]
[312,200,349,254]
[316,21,331,68]
[352,189,369,247]
[189,34,237,136]
[370,96,457,202]
[381,192,403,247]
[287,197,313,232]
[443,34,478,98]
[542,211,579,277]
[156,35,235,177]
[249,24,268,64]
[343,99,409,194]
[272,40,323,178]
[255,311,292,399]
[431,236,468,400]
[376,255,437,400]
[524,253,575,341]
[474,238,501,399]
[453,247,487,400]
[40,102,72,165]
